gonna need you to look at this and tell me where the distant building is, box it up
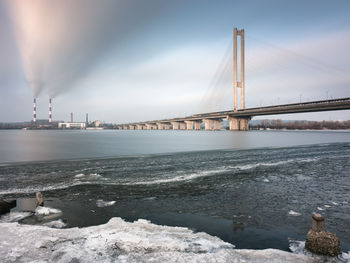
[94,120,102,127]
[58,122,86,129]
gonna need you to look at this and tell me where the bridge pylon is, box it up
[233,27,245,111]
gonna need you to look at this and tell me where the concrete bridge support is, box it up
[146,123,157,130]
[203,119,213,131]
[157,122,164,130]
[179,122,186,130]
[171,122,179,130]
[163,124,171,130]
[185,121,194,130]
[239,118,249,130]
[227,116,250,131]
[213,119,222,130]
[204,119,221,130]
[194,121,202,130]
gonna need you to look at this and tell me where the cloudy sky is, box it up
[0,0,349,123]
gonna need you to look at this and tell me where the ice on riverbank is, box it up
[43,219,66,229]
[0,217,320,263]
[0,211,32,223]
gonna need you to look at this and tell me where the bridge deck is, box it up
[120,97,350,126]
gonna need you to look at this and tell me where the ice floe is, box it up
[35,206,62,216]
[132,168,229,185]
[288,210,301,216]
[0,217,318,263]
[74,173,104,180]
[96,200,116,207]
[43,219,66,229]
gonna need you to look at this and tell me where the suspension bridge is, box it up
[116,28,350,131]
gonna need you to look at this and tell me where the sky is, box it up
[0,0,349,123]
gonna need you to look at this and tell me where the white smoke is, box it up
[5,0,166,97]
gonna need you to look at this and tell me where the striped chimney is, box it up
[49,98,52,123]
[33,98,37,123]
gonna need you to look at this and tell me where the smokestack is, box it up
[86,113,88,126]
[49,98,52,123]
[33,98,37,123]
[71,112,73,123]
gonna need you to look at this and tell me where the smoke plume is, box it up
[5,0,166,97]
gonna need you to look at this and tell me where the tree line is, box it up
[250,119,350,130]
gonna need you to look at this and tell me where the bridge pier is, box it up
[136,124,144,130]
[227,116,250,131]
[157,122,164,130]
[204,119,221,130]
[179,122,186,130]
[146,123,157,130]
[185,120,202,130]
[171,121,179,130]
[203,119,212,130]
[185,121,194,130]
[194,120,202,130]
[213,119,222,130]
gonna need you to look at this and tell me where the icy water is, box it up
[0,130,350,261]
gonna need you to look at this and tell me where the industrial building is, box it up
[58,122,86,129]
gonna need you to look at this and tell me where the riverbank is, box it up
[1,215,349,262]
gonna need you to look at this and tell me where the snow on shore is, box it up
[0,217,317,263]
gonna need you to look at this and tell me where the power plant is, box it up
[49,98,52,123]
[33,98,37,123]
[30,97,88,129]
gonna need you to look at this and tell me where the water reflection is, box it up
[0,130,350,163]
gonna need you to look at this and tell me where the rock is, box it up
[0,198,16,215]
[36,192,44,206]
[305,213,341,256]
